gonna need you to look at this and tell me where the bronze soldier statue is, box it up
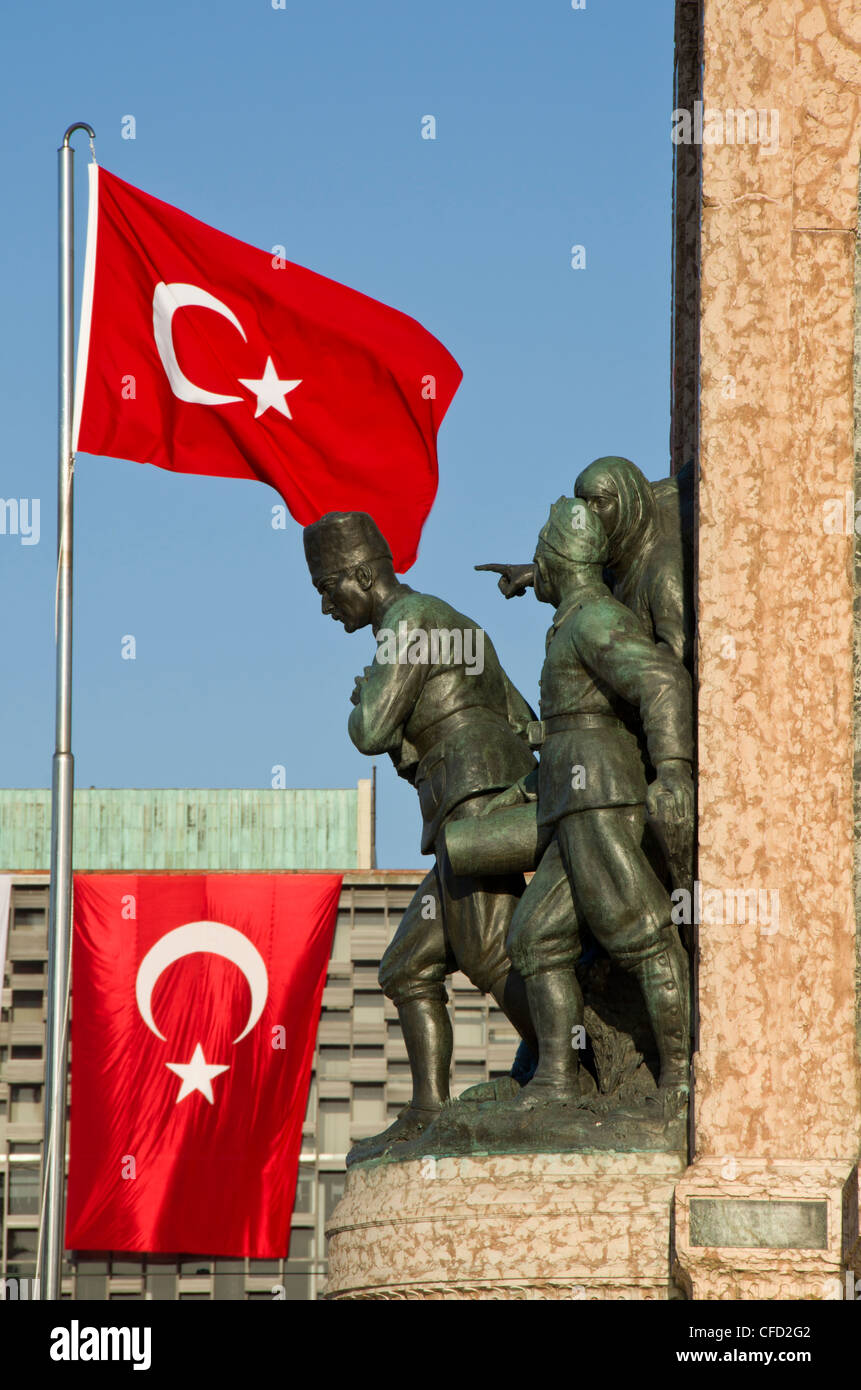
[477,456,694,672]
[303,511,538,1161]
[486,499,695,1107]
[477,455,695,890]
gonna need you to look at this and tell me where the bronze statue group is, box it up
[304,457,695,1162]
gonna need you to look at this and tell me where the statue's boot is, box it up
[346,1104,441,1166]
[625,931,690,1096]
[346,996,450,1165]
[514,968,596,1105]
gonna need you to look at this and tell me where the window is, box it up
[6,1228,38,1277]
[455,1011,486,1048]
[9,1085,42,1123]
[9,1164,39,1215]
[330,917,351,962]
[213,1261,245,1301]
[13,908,47,928]
[288,1228,314,1260]
[318,1045,350,1079]
[293,1170,315,1215]
[318,1099,349,1153]
[282,1271,311,1301]
[351,1085,385,1127]
[10,991,42,1024]
[145,1272,177,1301]
[353,992,384,1024]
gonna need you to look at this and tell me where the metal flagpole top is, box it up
[61,122,96,147]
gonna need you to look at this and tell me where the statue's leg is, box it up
[397,996,452,1112]
[559,805,690,1094]
[433,800,538,1055]
[347,868,450,1164]
[619,931,690,1091]
[505,836,592,1100]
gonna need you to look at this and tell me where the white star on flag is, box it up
[166,1042,230,1104]
[238,357,302,419]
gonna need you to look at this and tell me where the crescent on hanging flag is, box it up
[134,919,269,1045]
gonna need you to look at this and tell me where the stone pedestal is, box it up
[674,1159,860,1300]
[325,1152,685,1300]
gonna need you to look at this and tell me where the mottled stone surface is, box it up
[695,0,861,1163]
[325,1152,686,1300]
[853,165,861,1151]
[678,0,861,1299]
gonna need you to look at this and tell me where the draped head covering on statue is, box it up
[573,457,693,671]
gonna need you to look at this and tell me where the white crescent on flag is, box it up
[135,919,269,1044]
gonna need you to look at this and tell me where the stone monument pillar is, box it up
[673,0,861,1299]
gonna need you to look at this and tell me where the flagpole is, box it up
[38,121,95,1302]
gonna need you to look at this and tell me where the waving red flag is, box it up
[73,166,461,570]
[66,872,341,1258]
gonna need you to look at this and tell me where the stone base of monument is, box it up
[673,1158,861,1300]
[324,1151,687,1300]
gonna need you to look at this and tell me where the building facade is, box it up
[0,788,521,1300]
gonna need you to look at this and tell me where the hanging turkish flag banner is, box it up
[66,873,341,1257]
[72,166,462,571]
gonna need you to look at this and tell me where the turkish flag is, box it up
[73,166,462,571]
[66,873,341,1258]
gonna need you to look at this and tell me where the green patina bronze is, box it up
[306,464,697,1163]
[304,511,539,1163]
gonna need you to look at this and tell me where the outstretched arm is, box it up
[474,563,535,599]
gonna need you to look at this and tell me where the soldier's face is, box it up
[533,550,560,606]
[315,568,373,632]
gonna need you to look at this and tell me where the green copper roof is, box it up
[0,788,361,871]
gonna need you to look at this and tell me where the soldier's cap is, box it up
[303,511,393,582]
[536,497,609,565]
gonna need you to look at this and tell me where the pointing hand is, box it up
[474,562,536,599]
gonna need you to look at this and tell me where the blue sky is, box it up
[1,0,676,868]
